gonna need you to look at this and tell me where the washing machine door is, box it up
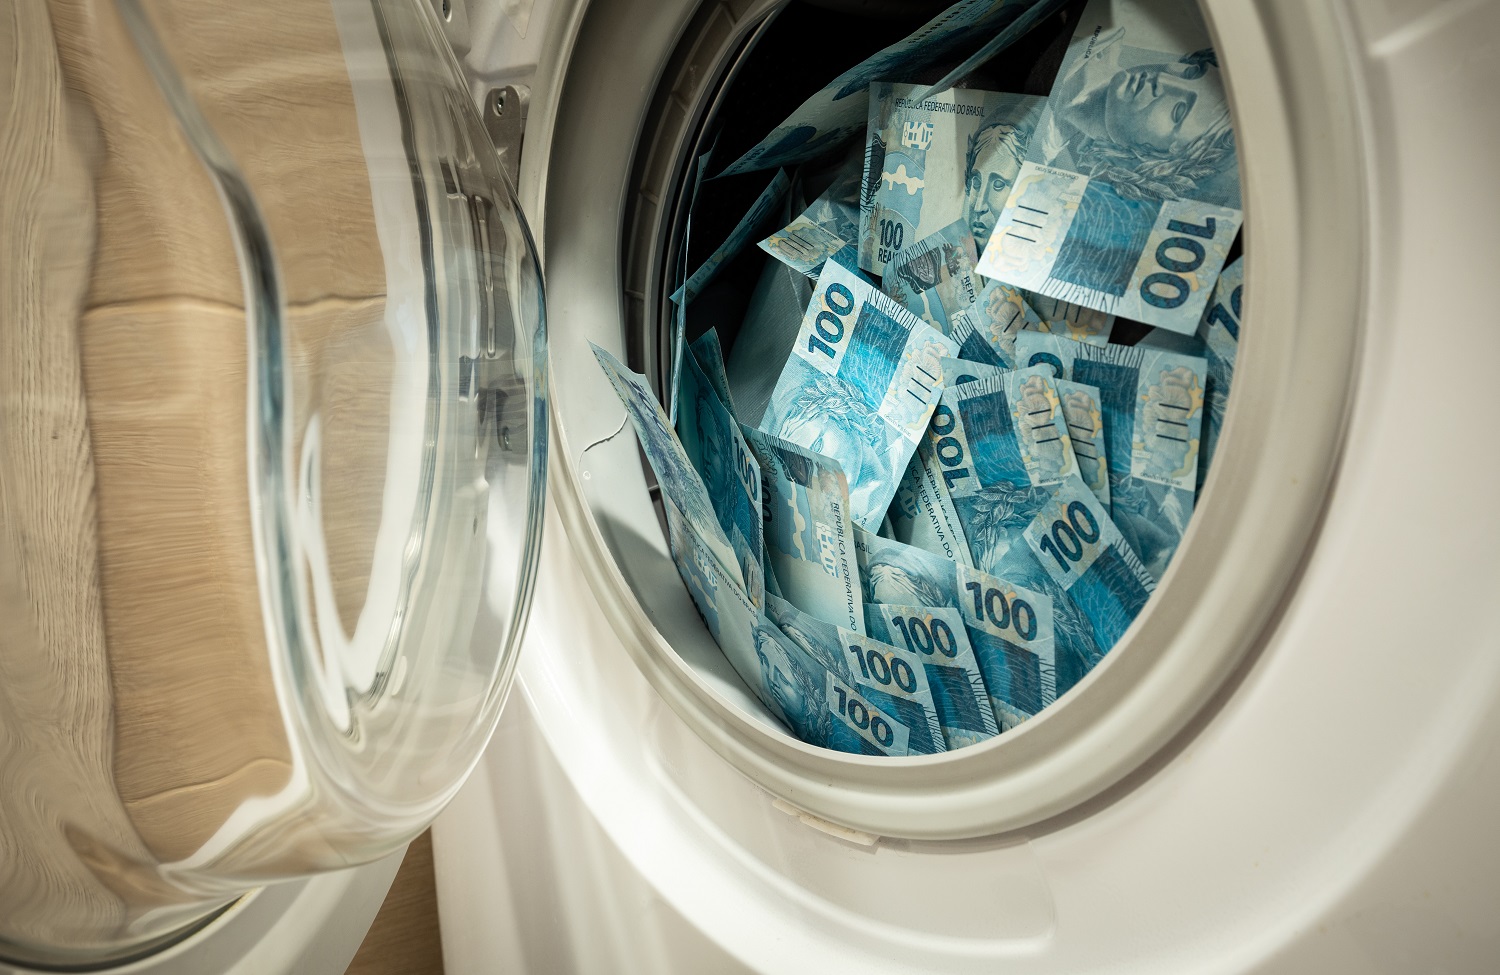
[0,0,546,967]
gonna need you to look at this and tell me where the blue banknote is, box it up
[888,433,973,567]
[935,356,1111,512]
[767,592,855,680]
[593,344,749,597]
[671,168,790,306]
[852,525,1066,731]
[759,213,858,280]
[854,525,962,611]
[976,0,1243,333]
[661,495,825,743]
[1018,475,1155,652]
[957,279,1042,364]
[953,563,1057,730]
[758,258,959,530]
[720,0,1053,177]
[931,366,1078,501]
[950,308,1013,370]
[1025,292,1116,344]
[751,613,863,751]
[1055,378,1110,508]
[768,593,946,754]
[759,169,862,279]
[1198,255,1242,488]
[933,368,1078,574]
[885,354,1009,565]
[827,672,911,756]
[867,603,999,748]
[678,352,765,605]
[1013,331,1207,578]
[890,355,1002,563]
[882,221,979,334]
[861,83,1046,276]
[690,328,739,418]
[742,427,862,634]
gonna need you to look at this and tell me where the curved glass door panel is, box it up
[0,0,546,965]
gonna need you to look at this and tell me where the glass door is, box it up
[0,0,545,965]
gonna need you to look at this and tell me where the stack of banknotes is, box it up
[593,0,1245,755]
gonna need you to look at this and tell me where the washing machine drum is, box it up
[0,0,546,967]
[542,0,1361,841]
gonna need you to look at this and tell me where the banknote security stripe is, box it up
[594,0,1244,757]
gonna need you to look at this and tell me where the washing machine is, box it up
[4,0,1499,972]
[430,0,1500,972]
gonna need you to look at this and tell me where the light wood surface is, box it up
[53,0,397,864]
[2,0,405,949]
[0,0,174,946]
[346,831,448,975]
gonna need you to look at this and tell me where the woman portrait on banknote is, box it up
[1040,24,1237,204]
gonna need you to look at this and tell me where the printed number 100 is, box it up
[806,282,855,359]
[831,684,897,748]
[1140,216,1219,310]
[1036,500,1101,573]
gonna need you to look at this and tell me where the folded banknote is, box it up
[886,355,1022,565]
[678,351,766,606]
[741,426,863,634]
[759,168,862,279]
[1198,255,1242,486]
[1013,330,1207,578]
[861,82,1045,277]
[867,602,1000,747]
[882,220,980,334]
[976,0,1242,333]
[757,258,959,530]
[594,344,751,600]
[690,328,739,418]
[661,496,814,738]
[768,593,947,754]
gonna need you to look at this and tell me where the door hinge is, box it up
[483,84,530,190]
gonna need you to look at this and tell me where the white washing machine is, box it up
[432,0,1500,972]
[4,0,1498,971]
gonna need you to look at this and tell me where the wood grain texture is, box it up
[48,0,294,867]
[0,0,174,949]
[49,0,395,866]
[346,830,447,975]
[2,0,404,953]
